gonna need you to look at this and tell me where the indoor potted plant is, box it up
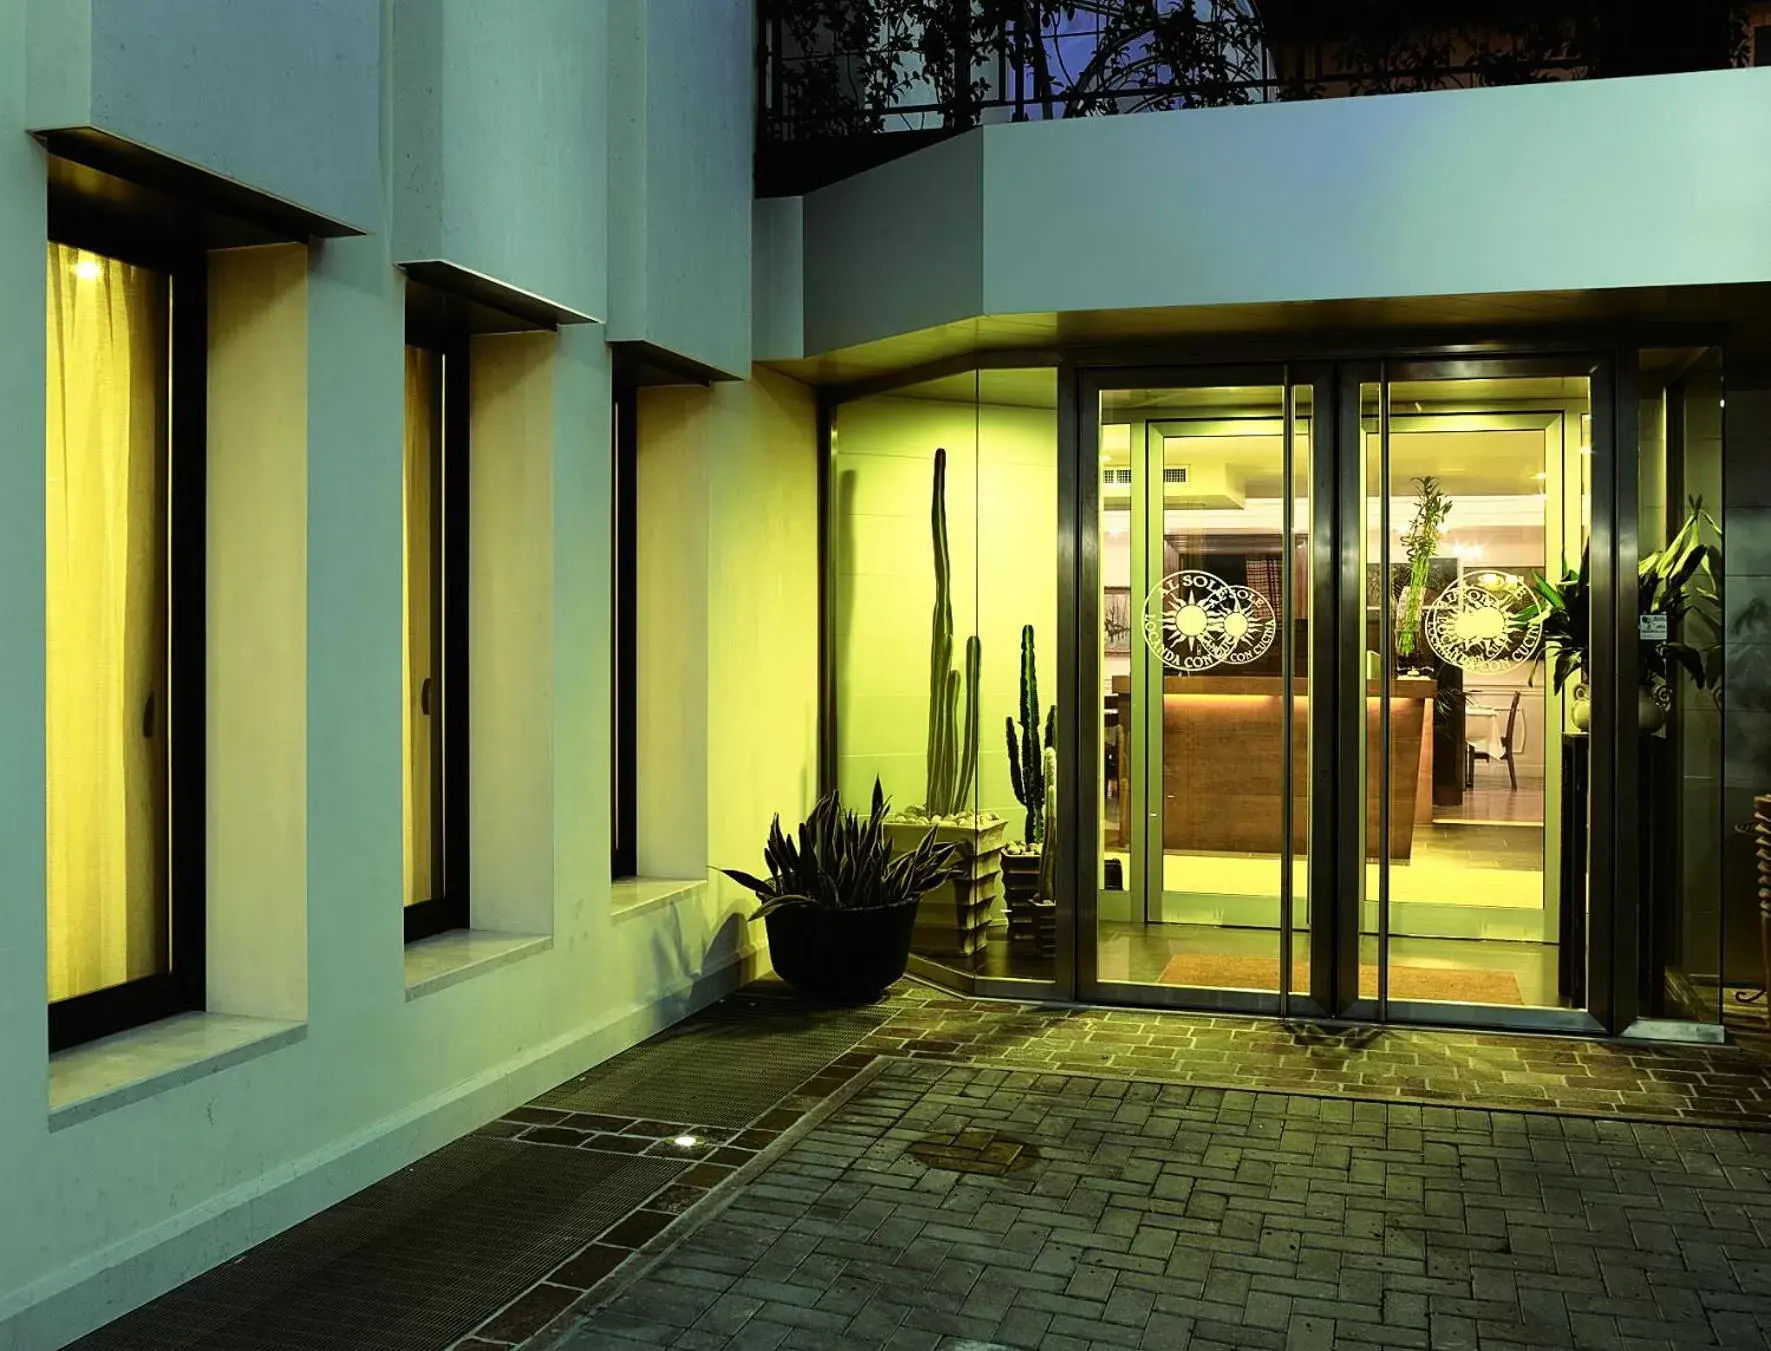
[883,446,1006,958]
[721,782,959,1004]
[1396,476,1451,668]
[1524,497,1721,730]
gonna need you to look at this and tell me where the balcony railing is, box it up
[757,0,1765,193]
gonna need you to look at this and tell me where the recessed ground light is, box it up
[672,1134,699,1148]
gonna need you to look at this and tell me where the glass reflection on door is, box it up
[1360,371,1593,1013]
[1097,383,1311,1000]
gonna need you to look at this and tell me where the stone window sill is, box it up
[50,1012,306,1131]
[611,876,706,921]
[403,929,551,1002]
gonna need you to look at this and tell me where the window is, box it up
[402,329,469,941]
[612,379,637,878]
[46,233,205,1052]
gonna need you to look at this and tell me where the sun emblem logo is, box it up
[1423,572,1542,673]
[1140,570,1277,672]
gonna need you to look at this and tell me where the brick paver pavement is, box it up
[558,1059,1771,1351]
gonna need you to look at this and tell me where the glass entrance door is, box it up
[1078,359,1612,1031]
[1354,362,1602,1028]
[1084,369,1324,1014]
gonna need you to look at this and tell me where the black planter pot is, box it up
[763,901,917,1004]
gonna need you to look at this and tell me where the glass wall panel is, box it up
[46,242,172,1002]
[1096,383,1308,996]
[832,367,1058,984]
[1640,351,1726,1026]
[1362,373,1592,1011]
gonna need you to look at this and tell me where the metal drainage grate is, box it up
[908,1129,1041,1177]
[70,1139,681,1351]
[534,999,887,1128]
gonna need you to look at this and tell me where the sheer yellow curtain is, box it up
[46,242,170,1002]
[403,347,439,906]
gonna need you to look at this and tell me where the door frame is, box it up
[1063,352,1630,1035]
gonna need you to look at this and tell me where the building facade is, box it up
[4,1,1771,1345]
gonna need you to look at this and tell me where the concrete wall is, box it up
[803,132,984,357]
[26,0,381,231]
[391,0,608,320]
[798,67,1771,356]
[0,5,812,1346]
[608,0,755,376]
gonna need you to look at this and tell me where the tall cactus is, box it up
[1005,625,1056,844]
[924,447,981,817]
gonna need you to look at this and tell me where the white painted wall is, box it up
[607,0,756,376]
[0,8,818,1348]
[799,67,1771,355]
[638,370,822,881]
[26,0,382,232]
[207,245,311,1024]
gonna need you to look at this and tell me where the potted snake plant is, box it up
[721,782,959,1003]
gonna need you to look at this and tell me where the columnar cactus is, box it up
[1037,745,1057,901]
[1005,624,1056,844]
[923,447,980,817]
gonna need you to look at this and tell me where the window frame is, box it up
[612,378,638,879]
[45,198,208,1053]
[402,320,471,943]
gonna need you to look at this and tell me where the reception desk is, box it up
[1110,675,1434,860]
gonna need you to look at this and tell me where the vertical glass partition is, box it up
[830,367,1058,988]
[1640,351,1726,1029]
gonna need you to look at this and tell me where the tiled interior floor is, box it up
[978,923,1562,1002]
[70,979,1771,1351]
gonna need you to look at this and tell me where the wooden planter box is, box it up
[1001,849,1056,958]
[885,815,1006,959]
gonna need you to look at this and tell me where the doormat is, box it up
[1157,953,1525,1006]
